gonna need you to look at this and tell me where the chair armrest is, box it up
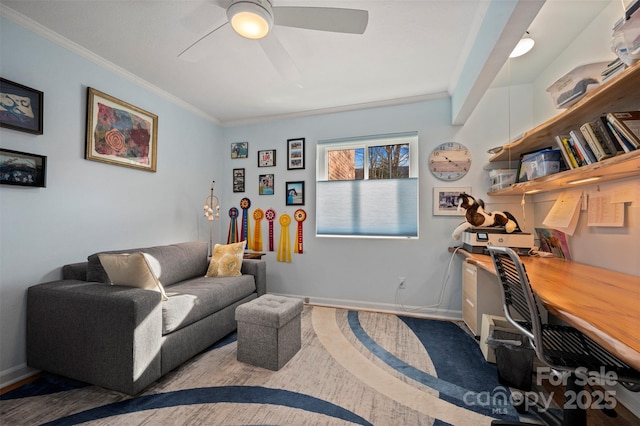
[27,280,163,394]
[241,259,267,296]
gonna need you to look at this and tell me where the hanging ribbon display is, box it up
[252,208,264,251]
[277,213,291,263]
[294,209,306,254]
[265,208,276,252]
[227,207,239,244]
[240,197,252,248]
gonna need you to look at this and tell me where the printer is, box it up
[462,227,534,256]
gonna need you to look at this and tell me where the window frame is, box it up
[317,132,418,181]
[316,131,419,239]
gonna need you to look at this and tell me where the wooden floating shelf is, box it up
[488,61,640,196]
[488,150,640,195]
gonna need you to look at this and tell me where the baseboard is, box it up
[269,293,463,321]
[0,363,39,390]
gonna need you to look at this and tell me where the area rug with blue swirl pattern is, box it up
[1,306,524,425]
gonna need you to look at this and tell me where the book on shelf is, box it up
[594,116,625,155]
[580,122,613,161]
[607,121,637,152]
[555,135,578,168]
[606,111,640,150]
[569,130,597,164]
[568,134,588,166]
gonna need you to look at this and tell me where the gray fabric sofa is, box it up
[26,241,266,394]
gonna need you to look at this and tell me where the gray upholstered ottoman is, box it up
[235,294,304,370]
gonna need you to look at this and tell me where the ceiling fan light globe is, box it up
[227,1,273,40]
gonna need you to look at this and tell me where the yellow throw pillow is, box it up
[206,241,246,277]
[98,252,168,301]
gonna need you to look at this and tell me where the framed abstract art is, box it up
[85,87,158,172]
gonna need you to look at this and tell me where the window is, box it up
[316,132,418,238]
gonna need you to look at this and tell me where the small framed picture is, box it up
[0,148,47,187]
[231,142,248,159]
[258,149,276,167]
[285,181,305,205]
[0,78,44,135]
[287,137,305,170]
[433,186,471,216]
[233,168,245,193]
[259,174,274,195]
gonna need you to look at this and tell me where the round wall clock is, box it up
[429,142,471,181]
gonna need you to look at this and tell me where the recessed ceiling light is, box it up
[510,33,535,58]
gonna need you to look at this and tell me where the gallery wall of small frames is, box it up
[228,138,306,263]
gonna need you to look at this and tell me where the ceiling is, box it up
[0,1,612,126]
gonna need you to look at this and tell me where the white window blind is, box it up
[316,132,418,238]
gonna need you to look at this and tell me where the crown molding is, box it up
[220,92,450,127]
[0,4,219,125]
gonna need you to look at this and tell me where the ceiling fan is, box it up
[178,0,369,81]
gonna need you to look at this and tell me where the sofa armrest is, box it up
[241,259,266,296]
[27,280,163,394]
[62,262,88,281]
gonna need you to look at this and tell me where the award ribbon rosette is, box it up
[277,213,292,263]
[265,208,276,251]
[239,197,252,249]
[227,207,239,244]
[294,209,306,254]
[252,208,264,251]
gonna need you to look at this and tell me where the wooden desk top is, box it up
[454,248,640,370]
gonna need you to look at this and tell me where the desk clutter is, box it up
[226,197,306,263]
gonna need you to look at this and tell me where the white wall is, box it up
[219,89,531,317]
[525,0,640,276]
[533,0,626,124]
[529,1,640,415]
[0,17,221,385]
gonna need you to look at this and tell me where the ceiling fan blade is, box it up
[178,22,229,62]
[258,34,301,82]
[273,7,368,34]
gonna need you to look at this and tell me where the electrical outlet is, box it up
[398,277,406,289]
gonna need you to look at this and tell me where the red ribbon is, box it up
[294,209,306,254]
[265,208,276,252]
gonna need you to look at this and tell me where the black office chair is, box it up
[487,245,640,426]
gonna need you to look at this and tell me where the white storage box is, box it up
[522,149,561,180]
[546,61,609,109]
[489,169,516,192]
[612,6,640,66]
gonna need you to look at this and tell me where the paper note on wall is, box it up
[588,193,624,227]
[542,191,582,235]
[610,180,640,204]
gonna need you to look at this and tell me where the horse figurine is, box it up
[452,193,521,240]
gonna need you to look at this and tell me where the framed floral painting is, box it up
[85,87,157,172]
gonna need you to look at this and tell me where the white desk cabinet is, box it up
[461,261,505,336]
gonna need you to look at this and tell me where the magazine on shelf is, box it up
[535,228,572,260]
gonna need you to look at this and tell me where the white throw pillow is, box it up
[98,252,168,301]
